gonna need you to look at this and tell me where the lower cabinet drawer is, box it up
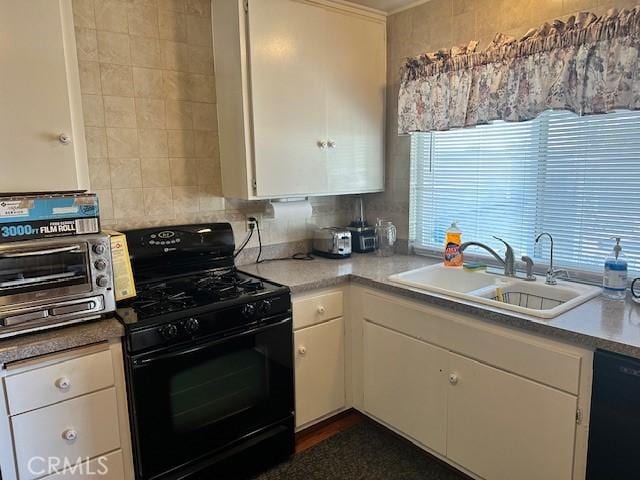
[11,388,121,480]
[5,348,115,415]
[41,450,125,480]
[293,291,343,330]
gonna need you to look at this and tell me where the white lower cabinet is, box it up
[294,317,345,428]
[363,321,448,455]
[42,450,125,480]
[12,388,120,480]
[447,352,578,480]
[0,341,134,480]
[357,289,591,480]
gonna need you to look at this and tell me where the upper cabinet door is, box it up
[248,0,329,197]
[325,11,385,194]
[0,0,87,193]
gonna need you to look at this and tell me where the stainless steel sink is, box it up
[389,264,601,319]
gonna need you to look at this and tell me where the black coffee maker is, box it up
[347,197,376,253]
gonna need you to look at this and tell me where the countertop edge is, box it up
[0,317,124,365]
[291,272,640,358]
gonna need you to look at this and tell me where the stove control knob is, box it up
[94,259,107,271]
[242,303,256,319]
[184,317,200,334]
[258,300,272,315]
[92,244,106,255]
[159,324,178,340]
[96,275,109,288]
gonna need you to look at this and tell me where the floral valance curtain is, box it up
[398,7,640,134]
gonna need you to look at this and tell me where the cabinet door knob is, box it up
[58,133,72,145]
[316,305,326,314]
[62,429,78,441]
[55,377,71,390]
[298,346,307,355]
[327,140,336,148]
[449,373,459,385]
[317,140,327,149]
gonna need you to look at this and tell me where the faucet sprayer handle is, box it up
[521,255,536,281]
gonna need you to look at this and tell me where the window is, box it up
[409,110,640,274]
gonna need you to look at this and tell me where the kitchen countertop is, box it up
[0,317,124,365]
[241,253,640,358]
[3,253,639,364]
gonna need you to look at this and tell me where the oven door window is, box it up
[130,318,293,479]
[170,348,268,433]
[0,244,90,302]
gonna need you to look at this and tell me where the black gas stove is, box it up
[117,223,294,480]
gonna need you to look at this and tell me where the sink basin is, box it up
[389,264,601,319]
[387,263,498,294]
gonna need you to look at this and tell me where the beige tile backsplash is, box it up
[73,0,350,253]
[369,0,638,242]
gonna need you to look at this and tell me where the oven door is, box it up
[0,241,92,309]
[128,316,294,480]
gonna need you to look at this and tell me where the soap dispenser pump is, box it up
[603,237,628,300]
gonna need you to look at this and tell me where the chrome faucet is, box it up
[460,236,516,277]
[535,232,568,285]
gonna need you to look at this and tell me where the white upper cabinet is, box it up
[248,0,329,197]
[0,0,89,193]
[212,0,386,199]
[325,9,385,194]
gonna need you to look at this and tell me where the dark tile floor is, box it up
[254,419,469,480]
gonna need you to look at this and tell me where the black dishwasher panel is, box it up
[587,349,640,479]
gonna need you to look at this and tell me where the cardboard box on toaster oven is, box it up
[0,192,100,242]
[104,230,137,301]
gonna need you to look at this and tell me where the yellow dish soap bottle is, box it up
[444,222,463,267]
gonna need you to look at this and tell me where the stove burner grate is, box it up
[125,269,266,318]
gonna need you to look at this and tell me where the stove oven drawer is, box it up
[4,347,115,415]
[11,388,121,480]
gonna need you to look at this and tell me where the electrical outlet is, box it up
[246,217,257,231]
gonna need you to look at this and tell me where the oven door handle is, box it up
[134,316,292,366]
[0,245,82,258]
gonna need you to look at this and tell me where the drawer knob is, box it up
[316,305,326,314]
[449,373,459,385]
[62,429,78,441]
[55,377,71,390]
[58,133,72,145]
[298,346,307,355]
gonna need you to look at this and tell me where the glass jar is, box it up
[375,219,397,257]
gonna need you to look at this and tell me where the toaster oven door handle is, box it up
[0,272,78,289]
[0,245,82,258]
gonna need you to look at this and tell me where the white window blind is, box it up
[410,110,640,274]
